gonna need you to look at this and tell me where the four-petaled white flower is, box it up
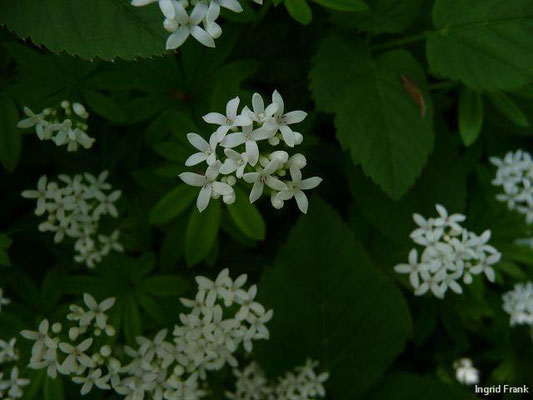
[276,166,322,214]
[185,132,218,166]
[243,160,287,203]
[203,97,252,140]
[179,161,234,212]
[165,2,215,49]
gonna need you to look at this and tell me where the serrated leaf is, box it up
[150,185,197,225]
[285,0,313,25]
[458,87,484,146]
[0,0,166,60]
[310,36,434,199]
[227,187,266,241]
[312,0,367,11]
[185,202,221,266]
[486,91,529,127]
[427,0,533,91]
[330,0,421,34]
[0,95,21,172]
[256,197,411,399]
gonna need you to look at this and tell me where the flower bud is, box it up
[294,132,304,145]
[227,176,237,186]
[268,136,280,146]
[271,193,284,210]
[61,100,70,109]
[105,325,116,336]
[164,18,179,32]
[223,191,236,205]
[73,103,88,119]
[52,322,62,333]
[270,150,289,164]
[100,345,111,357]
[289,153,307,169]
[69,327,80,341]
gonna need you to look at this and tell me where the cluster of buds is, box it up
[179,91,322,213]
[131,0,263,50]
[17,101,95,151]
[21,172,123,268]
[395,204,501,298]
[226,360,328,400]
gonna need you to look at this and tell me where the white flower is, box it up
[185,132,218,166]
[203,97,251,141]
[220,149,249,178]
[166,2,214,49]
[179,161,234,212]
[72,368,111,395]
[243,160,287,203]
[503,282,533,326]
[0,367,30,399]
[0,338,18,363]
[269,90,307,147]
[395,204,501,299]
[58,338,95,374]
[0,288,10,312]
[276,166,322,214]
[491,150,533,224]
[221,123,274,166]
[80,293,116,329]
[454,358,479,385]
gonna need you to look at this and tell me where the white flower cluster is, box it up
[17,101,95,152]
[22,172,123,268]
[503,281,533,326]
[491,149,533,224]
[0,287,10,313]
[21,294,116,394]
[131,0,263,50]
[394,204,501,299]
[0,336,29,399]
[226,360,328,400]
[22,270,272,400]
[453,358,479,386]
[179,91,322,213]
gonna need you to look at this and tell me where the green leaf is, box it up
[330,0,421,34]
[227,187,266,241]
[0,0,166,60]
[185,202,221,266]
[458,87,484,146]
[285,0,313,25]
[150,185,197,225]
[140,275,189,297]
[82,89,127,123]
[152,141,190,163]
[486,91,529,127]
[368,373,476,400]
[0,95,21,172]
[427,0,533,91]
[210,59,260,111]
[160,219,186,271]
[43,376,64,400]
[123,295,142,345]
[256,197,411,399]
[312,0,367,11]
[348,133,466,242]
[310,37,434,199]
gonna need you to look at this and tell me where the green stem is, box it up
[372,32,431,51]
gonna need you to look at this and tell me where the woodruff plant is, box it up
[179,91,322,213]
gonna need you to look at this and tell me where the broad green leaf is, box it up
[152,141,190,163]
[82,89,127,123]
[0,95,21,172]
[458,87,484,146]
[0,0,166,60]
[427,0,533,90]
[285,0,313,25]
[227,187,266,241]
[310,37,434,199]
[43,376,64,400]
[331,0,421,34]
[368,373,476,400]
[140,275,189,297]
[348,134,466,242]
[312,0,367,12]
[185,202,221,266]
[256,198,411,399]
[150,185,197,225]
[486,92,529,127]
[160,220,186,271]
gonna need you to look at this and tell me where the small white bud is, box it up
[223,191,236,205]
[72,103,87,118]
[100,345,111,357]
[227,176,237,186]
[271,193,284,209]
[69,327,80,341]
[278,169,287,177]
[289,153,307,169]
[164,18,179,32]
[268,136,280,146]
[270,151,289,164]
[105,325,116,337]
[61,100,70,109]
[294,132,303,145]
[52,323,62,333]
